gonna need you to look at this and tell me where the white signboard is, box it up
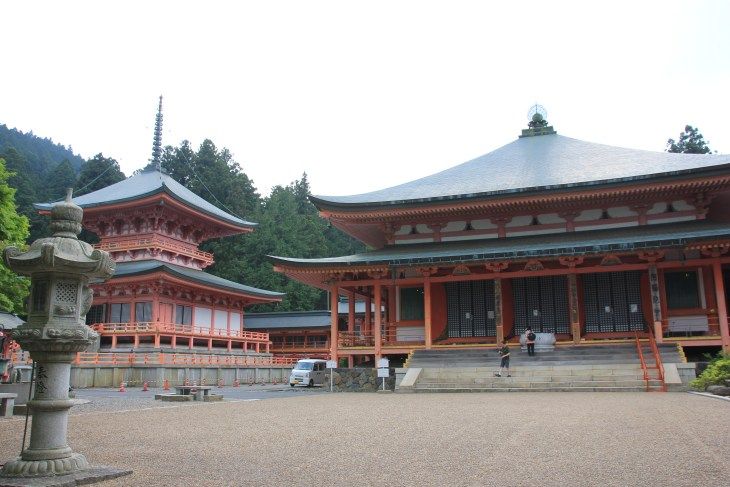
[377,368,390,378]
[326,360,337,369]
[377,358,389,368]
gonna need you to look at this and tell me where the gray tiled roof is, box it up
[311,134,730,207]
[114,260,284,299]
[270,220,730,267]
[34,169,256,228]
[0,312,25,330]
[244,311,331,330]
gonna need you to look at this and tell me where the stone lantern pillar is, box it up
[1,190,128,482]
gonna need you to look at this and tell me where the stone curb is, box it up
[687,391,730,402]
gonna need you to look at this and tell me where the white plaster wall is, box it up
[415,224,433,234]
[194,307,212,327]
[536,213,564,224]
[396,326,425,341]
[394,225,411,236]
[506,215,532,227]
[442,221,467,232]
[231,312,241,331]
[672,200,695,211]
[214,310,228,330]
[607,206,636,217]
[471,219,497,230]
[574,209,602,221]
[647,202,667,215]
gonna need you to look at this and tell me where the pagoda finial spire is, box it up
[151,95,163,171]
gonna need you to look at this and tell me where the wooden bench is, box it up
[0,392,17,418]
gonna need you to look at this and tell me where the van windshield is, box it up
[295,361,314,371]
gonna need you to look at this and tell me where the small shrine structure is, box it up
[271,109,730,365]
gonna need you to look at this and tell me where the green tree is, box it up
[75,154,126,196]
[0,147,47,241]
[44,159,77,202]
[0,158,30,314]
[666,125,713,154]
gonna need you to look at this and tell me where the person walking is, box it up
[525,326,536,357]
[495,339,511,377]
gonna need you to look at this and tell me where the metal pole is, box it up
[330,369,333,393]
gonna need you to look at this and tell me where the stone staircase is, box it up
[398,343,683,393]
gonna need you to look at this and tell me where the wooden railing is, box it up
[94,235,213,264]
[74,352,297,367]
[272,341,329,350]
[339,332,375,348]
[338,327,426,348]
[91,322,270,342]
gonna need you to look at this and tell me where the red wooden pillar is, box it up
[712,261,730,352]
[374,283,382,361]
[365,296,372,335]
[330,285,339,362]
[424,277,432,349]
[171,335,177,349]
[111,335,117,349]
[568,274,581,344]
[495,278,504,344]
[348,294,355,333]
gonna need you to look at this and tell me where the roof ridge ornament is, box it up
[520,104,557,138]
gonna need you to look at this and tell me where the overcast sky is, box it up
[2,1,729,198]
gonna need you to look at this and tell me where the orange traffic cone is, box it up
[119,381,126,393]
[142,381,149,392]
[163,379,170,391]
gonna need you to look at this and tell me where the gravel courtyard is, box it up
[1,392,728,486]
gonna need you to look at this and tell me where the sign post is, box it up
[326,360,336,393]
[377,358,389,391]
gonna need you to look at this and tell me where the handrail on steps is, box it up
[634,332,650,392]
[647,327,667,392]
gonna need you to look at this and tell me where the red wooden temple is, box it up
[271,112,730,365]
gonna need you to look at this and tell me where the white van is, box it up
[289,359,328,387]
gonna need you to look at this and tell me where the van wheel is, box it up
[307,379,313,388]
[290,383,295,388]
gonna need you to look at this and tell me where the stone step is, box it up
[417,380,660,389]
[412,386,655,393]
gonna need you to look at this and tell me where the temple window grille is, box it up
[664,270,700,309]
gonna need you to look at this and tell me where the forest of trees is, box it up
[0,125,363,315]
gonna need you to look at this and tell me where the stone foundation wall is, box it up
[330,368,395,392]
[70,365,292,388]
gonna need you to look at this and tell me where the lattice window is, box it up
[55,281,78,304]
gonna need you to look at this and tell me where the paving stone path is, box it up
[1,392,727,486]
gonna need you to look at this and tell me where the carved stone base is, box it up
[0,453,89,478]
[0,466,132,487]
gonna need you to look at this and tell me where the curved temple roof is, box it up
[270,220,730,269]
[35,169,256,228]
[114,260,284,300]
[312,134,730,208]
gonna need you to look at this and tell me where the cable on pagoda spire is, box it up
[151,95,163,171]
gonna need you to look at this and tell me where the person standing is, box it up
[495,339,511,377]
[525,326,536,356]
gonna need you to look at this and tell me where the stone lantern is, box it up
[0,190,126,481]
